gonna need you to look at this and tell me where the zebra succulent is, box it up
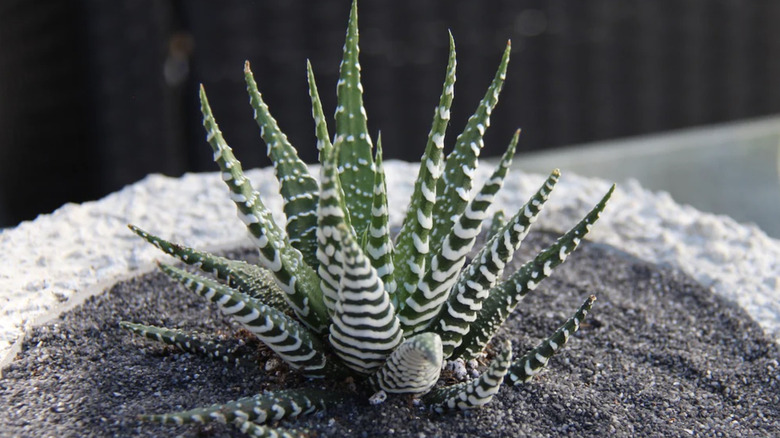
[123,1,614,436]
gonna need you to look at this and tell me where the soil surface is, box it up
[2,232,778,437]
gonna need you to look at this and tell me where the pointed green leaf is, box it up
[430,41,512,252]
[433,167,560,359]
[507,295,596,385]
[119,321,246,365]
[334,0,374,238]
[245,62,320,268]
[398,131,518,336]
[486,210,506,241]
[306,60,333,163]
[128,225,291,313]
[316,138,354,314]
[159,263,347,378]
[423,339,512,413]
[199,85,284,242]
[328,223,403,375]
[453,185,615,360]
[141,388,345,427]
[200,86,329,332]
[392,32,457,307]
[363,135,396,295]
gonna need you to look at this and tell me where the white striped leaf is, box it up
[316,138,354,314]
[128,225,291,313]
[334,0,374,239]
[506,295,596,385]
[245,62,320,268]
[328,223,403,374]
[453,185,614,360]
[434,168,560,359]
[159,263,346,379]
[429,42,512,255]
[200,86,329,333]
[140,388,344,428]
[486,210,507,241]
[363,135,396,296]
[392,33,456,308]
[119,322,246,365]
[398,131,518,336]
[422,339,512,413]
[306,60,333,164]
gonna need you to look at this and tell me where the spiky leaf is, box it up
[306,60,333,162]
[316,138,354,314]
[119,321,246,365]
[141,388,344,426]
[128,225,291,313]
[392,32,457,306]
[159,263,346,378]
[434,168,560,358]
[423,339,512,413]
[334,0,374,237]
[430,41,511,251]
[328,223,403,374]
[486,210,506,241]
[363,135,396,294]
[398,132,519,335]
[245,62,320,268]
[200,86,329,332]
[507,295,595,385]
[453,185,615,360]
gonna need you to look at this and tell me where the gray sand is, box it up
[2,232,778,437]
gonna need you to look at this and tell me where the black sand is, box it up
[2,231,778,437]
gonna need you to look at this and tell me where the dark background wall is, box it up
[1,0,778,227]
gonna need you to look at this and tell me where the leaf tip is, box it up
[198,83,208,103]
[349,0,359,30]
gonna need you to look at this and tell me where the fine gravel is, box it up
[1,232,778,438]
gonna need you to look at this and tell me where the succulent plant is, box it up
[123,1,614,436]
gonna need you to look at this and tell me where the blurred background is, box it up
[1,0,778,235]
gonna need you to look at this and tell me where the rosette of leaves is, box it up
[122,1,614,436]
